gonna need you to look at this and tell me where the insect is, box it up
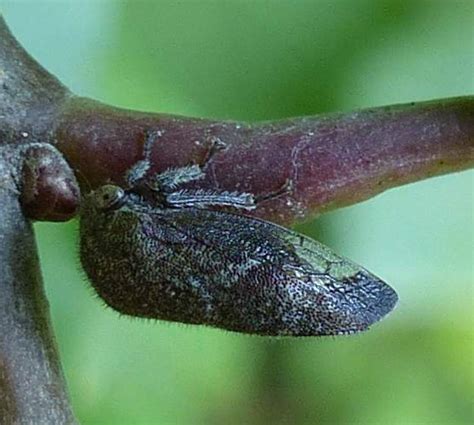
[79,131,398,336]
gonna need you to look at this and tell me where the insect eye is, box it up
[91,185,125,211]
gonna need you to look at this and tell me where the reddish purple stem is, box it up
[57,96,473,225]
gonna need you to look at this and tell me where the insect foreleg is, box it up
[149,137,226,191]
[148,165,205,191]
[199,137,227,170]
[125,130,163,188]
[126,131,227,194]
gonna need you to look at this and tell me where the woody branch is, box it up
[0,15,472,424]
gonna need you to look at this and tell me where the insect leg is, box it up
[162,173,291,210]
[148,165,205,191]
[125,130,163,188]
[165,189,256,210]
[146,137,227,192]
[199,137,227,170]
[254,178,294,204]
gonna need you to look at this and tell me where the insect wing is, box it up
[148,208,398,336]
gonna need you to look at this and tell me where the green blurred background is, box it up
[2,1,473,424]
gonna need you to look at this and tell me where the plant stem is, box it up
[0,187,76,424]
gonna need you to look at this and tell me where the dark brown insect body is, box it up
[79,132,398,336]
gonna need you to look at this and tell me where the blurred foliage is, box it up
[3,1,473,424]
